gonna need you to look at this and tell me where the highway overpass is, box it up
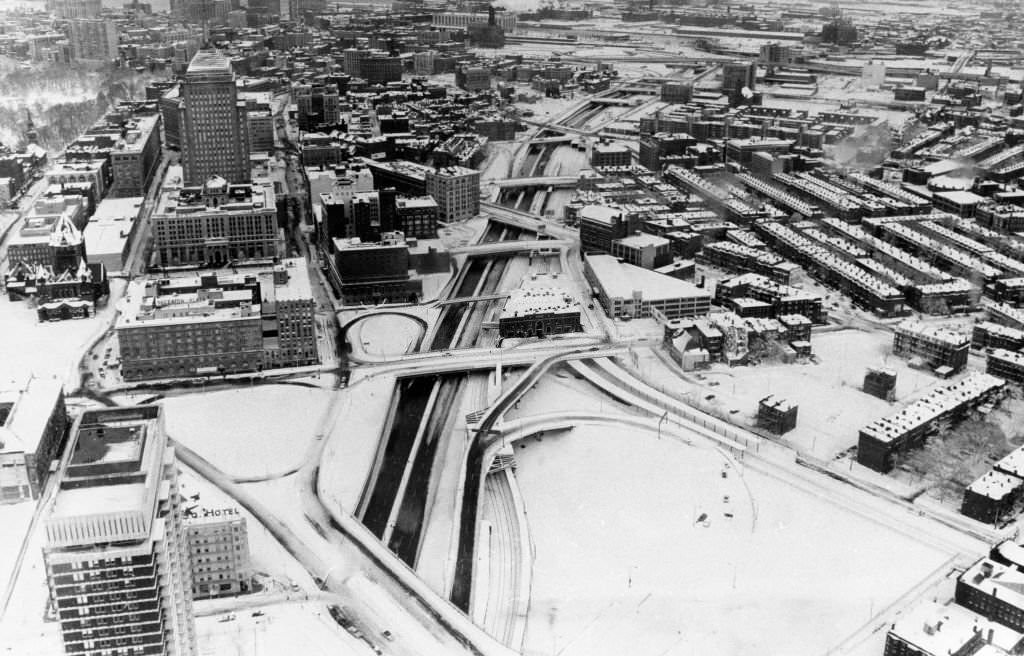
[491,175,579,189]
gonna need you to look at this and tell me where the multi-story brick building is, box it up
[293,83,340,131]
[857,372,1007,472]
[395,196,439,239]
[757,395,797,434]
[185,511,250,599]
[956,558,1024,633]
[109,113,163,198]
[591,142,632,169]
[151,177,279,267]
[892,320,970,374]
[117,260,317,381]
[425,166,479,222]
[961,470,1023,525]
[988,349,1024,384]
[329,232,421,305]
[972,321,1024,351]
[362,54,402,85]
[0,377,67,503]
[579,204,628,254]
[42,405,197,656]
[714,272,826,323]
[455,65,491,91]
[610,232,673,269]
[498,283,582,339]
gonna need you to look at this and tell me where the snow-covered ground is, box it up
[162,384,333,479]
[0,279,125,389]
[0,503,61,656]
[0,501,36,610]
[318,375,396,514]
[624,326,954,459]
[347,314,424,359]
[196,601,373,656]
[480,141,520,182]
[514,424,952,656]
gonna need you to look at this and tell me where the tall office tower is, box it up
[42,405,197,656]
[68,19,118,62]
[51,0,101,19]
[180,50,250,186]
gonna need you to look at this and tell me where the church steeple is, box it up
[50,213,86,274]
[24,109,39,145]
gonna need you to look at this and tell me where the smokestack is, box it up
[488,4,496,26]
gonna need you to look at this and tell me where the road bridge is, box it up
[436,292,510,307]
[447,239,571,256]
[491,175,579,189]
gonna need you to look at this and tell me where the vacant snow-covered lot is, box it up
[514,425,953,656]
[162,384,333,479]
[630,328,955,459]
[0,280,125,388]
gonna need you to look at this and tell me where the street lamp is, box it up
[657,411,668,440]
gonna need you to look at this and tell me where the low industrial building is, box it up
[857,372,1007,473]
[584,254,711,320]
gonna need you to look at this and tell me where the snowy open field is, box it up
[162,384,333,479]
[196,601,371,656]
[514,425,953,656]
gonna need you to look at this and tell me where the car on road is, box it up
[251,611,265,617]
[382,630,394,641]
[218,614,236,623]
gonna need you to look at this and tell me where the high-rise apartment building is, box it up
[180,50,250,186]
[68,19,119,62]
[42,405,197,656]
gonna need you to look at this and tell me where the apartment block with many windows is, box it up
[42,405,196,656]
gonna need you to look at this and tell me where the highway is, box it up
[449,345,628,611]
